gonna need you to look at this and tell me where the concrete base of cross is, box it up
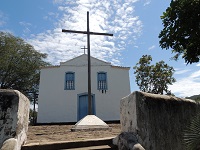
[71,115,112,132]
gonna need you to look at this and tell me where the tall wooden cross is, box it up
[62,11,113,115]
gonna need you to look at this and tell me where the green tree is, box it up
[186,94,200,103]
[29,108,38,125]
[133,55,176,95]
[0,31,50,102]
[159,0,200,64]
[183,113,200,150]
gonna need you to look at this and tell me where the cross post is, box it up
[62,11,113,115]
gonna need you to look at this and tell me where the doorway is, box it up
[78,93,96,121]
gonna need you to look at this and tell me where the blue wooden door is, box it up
[78,94,95,121]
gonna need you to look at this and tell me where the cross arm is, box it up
[62,29,87,34]
[62,29,113,36]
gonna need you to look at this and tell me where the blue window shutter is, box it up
[97,72,107,90]
[65,72,75,90]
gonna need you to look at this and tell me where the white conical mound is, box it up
[71,115,111,131]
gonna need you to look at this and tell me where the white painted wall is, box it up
[37,54,130,123]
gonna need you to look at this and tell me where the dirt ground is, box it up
[26,123,121,144]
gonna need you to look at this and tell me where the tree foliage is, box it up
[133,55,176,95]
[0,32,50,101]
[183,113,200,150]
[159,0,200,64]
[186,94,200,103]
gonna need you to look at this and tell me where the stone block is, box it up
[115,132,145,150]
[0,89,30,150]
[120,91,200,150]
[1,138,17,150]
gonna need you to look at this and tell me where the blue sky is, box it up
[0,0,200,97]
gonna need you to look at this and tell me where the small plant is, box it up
[183,113,200,150]
[29,108,37,125]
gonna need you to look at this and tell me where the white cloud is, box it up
[19,21,32,34]
[174,69,190,75]
[43,12,60,22]
[170,69,200,97]
[196,63,200,67]
[53,0,64,4]
[0,11,7,27]
[148,45,155,50]
[144,0,151,6]
[27,0,142,65]
[190,70,200,78]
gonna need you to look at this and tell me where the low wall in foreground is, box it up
[120,91,200,150]
[0,89,30,150]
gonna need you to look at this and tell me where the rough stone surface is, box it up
[0,89,30,150]
[133,143,145,150]
[1,138,17,150]
[120,91,200,150]
[116,132,145,150]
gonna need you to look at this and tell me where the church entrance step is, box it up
[62,145,117,150]
[21,137,117,150]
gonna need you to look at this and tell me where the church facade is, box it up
[37,54,130,123]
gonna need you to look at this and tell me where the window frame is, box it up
[65,72,75,90]
[97,71,107,90]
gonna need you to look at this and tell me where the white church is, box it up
[37,54,131,123]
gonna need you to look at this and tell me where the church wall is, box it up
[37,55,130,123]
[94,66,131,121]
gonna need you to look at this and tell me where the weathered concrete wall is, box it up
[120,91,200,150]
[0,89,30,150]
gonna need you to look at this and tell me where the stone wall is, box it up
[0,89,30,150]
[120,91,200,150]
